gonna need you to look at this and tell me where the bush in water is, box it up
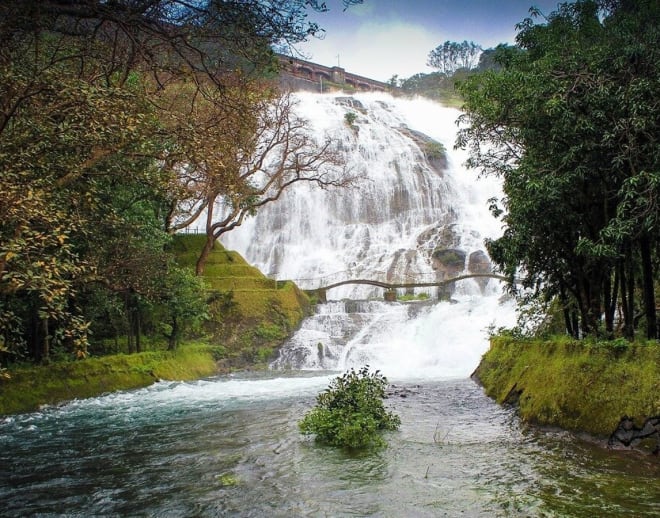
[299,366,400,449]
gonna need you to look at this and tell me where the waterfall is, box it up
[221,92,516,380]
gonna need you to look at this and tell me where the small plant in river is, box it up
[299,366,400,450]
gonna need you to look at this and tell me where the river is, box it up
[1,367,658,516]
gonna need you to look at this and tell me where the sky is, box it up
[293,0,569,82]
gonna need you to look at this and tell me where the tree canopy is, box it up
[0,0,360,363]
[427,40,482,75]
[457,0,659,339]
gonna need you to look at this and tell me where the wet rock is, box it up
[432,248,466,278]
[396,125,448,173]
[468,250,492,292]
[608,416,659,454]
[387,384,421,398]
[335,97,365,112]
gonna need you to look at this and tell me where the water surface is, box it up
[1,373,657,517]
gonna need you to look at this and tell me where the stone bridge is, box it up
[296,273,510,303]
[277,54,391,93]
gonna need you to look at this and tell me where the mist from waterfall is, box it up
[221,92,516,380]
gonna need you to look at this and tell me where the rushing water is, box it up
[1,373,658,516]
[1,93,658,515]
[221,92,505,300]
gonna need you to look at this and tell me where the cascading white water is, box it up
[222,92,516,380]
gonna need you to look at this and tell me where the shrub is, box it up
[344,111,357,126]
[299,366,400,449]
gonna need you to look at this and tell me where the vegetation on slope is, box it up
[0,343,220,415]
[0,0,352,367]
[171,235,311,367]
[0,235,311,415]
[474,336,659,445]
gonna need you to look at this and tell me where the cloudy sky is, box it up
[293,0,569,82]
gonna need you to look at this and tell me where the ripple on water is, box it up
[0,375,658,517]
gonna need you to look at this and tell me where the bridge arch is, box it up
[306,273,510,303]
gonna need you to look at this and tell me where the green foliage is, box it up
[457,0,660,340]
[0,343,219,415]
[423,141,446,160]
[427,40,482,75]
[0,0,336,365]
[398,292,430,302]
[156,266,209,350]
[475,336,660,437]
[299,366,400,450]
[433,249,465,268]
[254,323,287,341]
[344,111,358,126]
[398,71,462,106]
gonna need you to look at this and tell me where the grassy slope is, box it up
[0,344,219,415]
[473,336,660,437]
[171,235,311,361]
[0,236,311,415]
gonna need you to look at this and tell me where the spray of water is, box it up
[222,92,517,381]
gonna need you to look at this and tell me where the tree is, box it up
[457,0,659,339]
[427,40,482,75]
[0,0,365,362]
[157,267,209,350]
[168,91,356,275]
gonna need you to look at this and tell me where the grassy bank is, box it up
[0,343,220,415]
[473,336,660,439]
[171,235,311,361]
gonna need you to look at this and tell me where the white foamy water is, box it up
[222,93,501,295]
[220,92,516,380]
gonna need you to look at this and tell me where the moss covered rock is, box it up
[473,336,660,450]
[171,234,311,362]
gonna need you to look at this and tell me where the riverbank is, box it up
[0,344,222,415]
[0,236,312,417]
[473,336,660,453]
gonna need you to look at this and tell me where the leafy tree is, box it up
[168,91,356,275]
[299,366,401,449]
[0,0,365,362]
[457,0,659,339]
[157,267,209,350]
[427,40,482,75]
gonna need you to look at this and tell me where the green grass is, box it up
[172,235,311,356]
[397,292,430,302]
[474,336,660,437]
[0,343,219,415]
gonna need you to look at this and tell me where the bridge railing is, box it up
[274,270,445,291]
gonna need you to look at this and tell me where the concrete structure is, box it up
[277,54,392,93]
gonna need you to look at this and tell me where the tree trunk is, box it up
[168,317,178,351]
[603,269,617,338]
[125,291,135,354]
[559,284,578,338]
[41,317,50,363]
[639,235,657,339]
[135,309,141,353]
[619,259,633,339]
[196,234,216,276]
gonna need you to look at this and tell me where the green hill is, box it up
[171,234,311,366]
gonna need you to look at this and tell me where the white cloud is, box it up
[297,21,440,81]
